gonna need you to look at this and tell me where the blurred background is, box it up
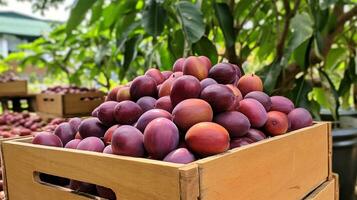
[0,0,355,120]
[0,0,356,199]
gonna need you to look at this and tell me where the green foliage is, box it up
[214,3,235,48]
[261,59,285,94]
[3,0,356,119]
[142,0,167,37]
[175,1,205,45]
[288,12,314,54]
[121,35,142,79]
[66,0,97,34]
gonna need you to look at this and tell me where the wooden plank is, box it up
[63,92,104,115]
[194,123,330,200]
[0,140,9,200]
[303,177,336,200]
[179,164,199,200]
[333,173,339,200]
[36,93,63,115]
[0,80,27,97]
[2,141,183,200]
[0,137,32,200]
[0,93,36,98]
[327,122,333,180]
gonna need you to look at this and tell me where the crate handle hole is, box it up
[43,98,54,102]
[33,172,117,200]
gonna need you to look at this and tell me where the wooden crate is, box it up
[36,92,105,117]
[303,174,339,200]
[0,81,27,97]
[0,122,331,200]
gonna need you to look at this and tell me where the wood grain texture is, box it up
[194,122,330,200]
[304,177,336,200]
[332,173,339,200]
[36,93,63,115]
[327,122,333,180]
[179,164,199,200]
[0,137,32,200]
[0,80,27,97]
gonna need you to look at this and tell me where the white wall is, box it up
[0,36,9,58]
[6,34,27,52]
[0,34,29,58]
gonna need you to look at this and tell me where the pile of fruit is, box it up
[0,112,65,138]
[30,55,314,199]
[41,86,100,94]
[32,55,313,161]
[0,71,20,83]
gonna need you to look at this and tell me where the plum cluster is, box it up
[0,71,20,83]
[31,56,313,198]
[41,86,100,94]
[0,112,64,138]
[33,56,313,160]
[33,56,314,160]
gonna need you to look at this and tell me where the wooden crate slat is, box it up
[303,175,337,200]
[0,136,33,200]
[194,122,330,200]
[179,164,200,200]
[0,80,27,97]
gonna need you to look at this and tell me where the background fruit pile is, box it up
[0,112,65,138]
[0,113,64,200]
[31,56,313,199]
[0,72,21,83]
[41,86,100,94]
